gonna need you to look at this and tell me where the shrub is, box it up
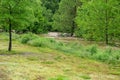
[27,37,64,48]
[94,52,110,62]
[92,48,120,64]
[86,45,98,55]
[28,38,48,47]
[19,33,38,44]
[107,50,120,64]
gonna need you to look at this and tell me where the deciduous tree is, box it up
[0,0,35,51]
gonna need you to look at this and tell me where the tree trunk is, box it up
[105,0,109,45]
[105,24,108,44]
[71,3,77,37]
[8,4,12,51]
[8,19,12,51]
[71,22,75,36]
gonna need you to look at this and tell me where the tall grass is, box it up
[19,33,120,64]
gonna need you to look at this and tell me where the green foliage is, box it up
[86,45,98,55]
[52,0,80,33]
[20,33,63,48]
[19,33,38,44]
[30,0,62,33]
[29,0,50,34]
[28,38,51,47]
[76,0,120,43]
[0,0,38,51]
[41,0,60,14]
[93,48,120,64]
[28,37,66,51]
[0,0,35,31]
[0,0,50,34]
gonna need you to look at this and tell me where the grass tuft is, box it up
[48,75,69,80]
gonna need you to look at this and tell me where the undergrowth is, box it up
[19,33,120,64]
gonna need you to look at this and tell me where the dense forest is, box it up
[0,0,120,80]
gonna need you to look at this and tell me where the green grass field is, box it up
[0,33,120,80]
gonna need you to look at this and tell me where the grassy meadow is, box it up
[0,32,120,80]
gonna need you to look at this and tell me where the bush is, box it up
[19,33,65,49]
[94,52,110,62]
[19,33,38,44]
[86,45,98,55]
[28,38,48,47]
[92,48,120,64]
[27,36,66,50]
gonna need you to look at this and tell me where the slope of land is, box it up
[0,33,120,80]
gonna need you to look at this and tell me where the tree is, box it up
[41,0,60,31]
[41,0,60,14]
[26,0,48,34]
[53,0,81,36]
[76,0,120,44]
[0,0,35,51]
